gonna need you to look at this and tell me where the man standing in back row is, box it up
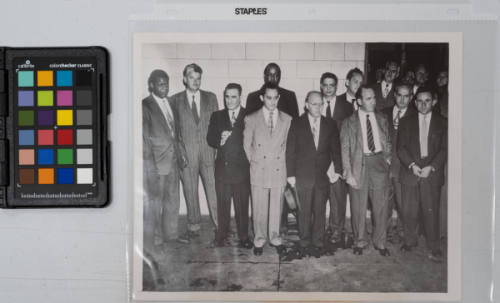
[171,63,219,240]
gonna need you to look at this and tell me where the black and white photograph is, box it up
[132,33,461,301]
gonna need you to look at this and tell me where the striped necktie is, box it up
[366,114,376,152]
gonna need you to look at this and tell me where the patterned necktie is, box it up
[383,83,390,98]
[420,114,429,158]
[326,101,332,119]
[231,111,236,127]
[269,110,274,134]
[394,109,402,130]
[191,94,199,124]
[366,114,376,152]
[164,100,175,135]
[312,118,319,149]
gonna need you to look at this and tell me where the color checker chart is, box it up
[1,47,109,207]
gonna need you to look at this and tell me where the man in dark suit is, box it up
[320,70,357,248]
[381,81,416,243]
[143,70,189,256]
[286,91,342,257]
[372,61,399,111]
[207,83,252,249]
[337,67,364,112]
[246,63,299,235]
[397,86,447,262]
[246,63,299,118]
[340,85,392,256]
[171,63,219,239]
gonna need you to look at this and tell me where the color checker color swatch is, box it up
[16,69,94,185]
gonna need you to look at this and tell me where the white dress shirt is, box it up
[186,90,201,117]
[308,114,320,149]
[358,110,382,153]
[152,93,175,134]
[321,96,336,117]
[393,106,408,120]
[418,112,432,158]
[262,107,278,130]
[381,80,393,98]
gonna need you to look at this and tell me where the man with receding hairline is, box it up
[286,91,342,258]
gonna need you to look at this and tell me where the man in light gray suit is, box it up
[243,83,291,257]
[143,69,189,260]
[171,63,219,238]
[341,84,392,257]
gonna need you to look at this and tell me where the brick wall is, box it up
[141,42,365,114]
[140,42,365,215]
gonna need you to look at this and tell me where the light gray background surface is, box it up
[0,1,498,302]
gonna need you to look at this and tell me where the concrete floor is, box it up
[143,215,447,292]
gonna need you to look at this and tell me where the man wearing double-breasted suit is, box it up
[171,63,218,239]
[341,85,392,257]
[244,83,291,257]
[143,70,189,258]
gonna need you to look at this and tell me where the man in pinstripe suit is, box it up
[171,63,219,239]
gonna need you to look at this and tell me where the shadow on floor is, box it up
[142,215,447,292]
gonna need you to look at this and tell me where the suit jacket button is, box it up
[276,169,279,171]
[264,156,266,159]
[277,156,280,159]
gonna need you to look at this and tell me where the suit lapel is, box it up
[221,109,231,129]
[148,96,173,136]
[353,112,363,147]
[317,117,328,151]
[200,90,208,123]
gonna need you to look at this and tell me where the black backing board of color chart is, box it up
[0,47,110,207]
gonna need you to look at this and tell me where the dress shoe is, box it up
[374,246,391,257]
[400,244,413,252]
[345,235,354,249]
[253,246,263,256]
[310,247,322,258]
[353,247,363,255]
[282,248,303,262]
[271,244,287,256]
[238,239,254,249]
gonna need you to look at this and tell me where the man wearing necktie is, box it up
[142,70,189,265]
[286,91,342,258]
[382,81,416,244]
[321,70,358,248]
[340,85,392,256]
[397,86,447,263]
[171,63,219,240]
[207,83,252,249]
[243,83,291,257]
[372,61,399,111]
[412,64,429,96]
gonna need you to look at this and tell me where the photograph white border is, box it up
[131,32,462,301]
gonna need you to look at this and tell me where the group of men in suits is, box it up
[142,59,447,263]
